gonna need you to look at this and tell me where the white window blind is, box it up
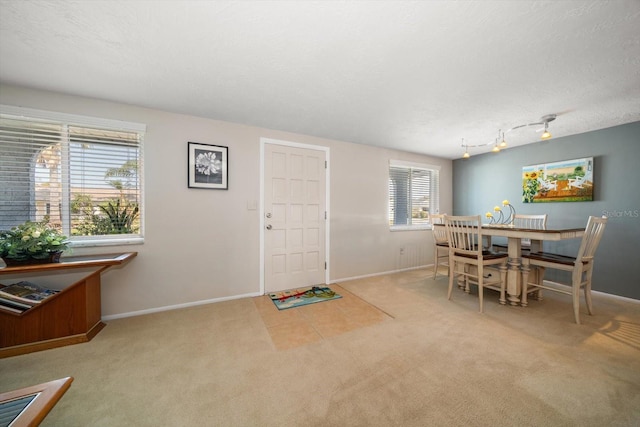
[0,105,145,246]
[389,160,440,229]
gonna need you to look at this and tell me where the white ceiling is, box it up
[1,0,639,159]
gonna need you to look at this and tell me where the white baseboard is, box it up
[103,272,637,321]
[102,291,263,321]
[332,264,430,284]
[543,280,639,304]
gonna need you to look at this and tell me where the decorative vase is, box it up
[1,251,63,267]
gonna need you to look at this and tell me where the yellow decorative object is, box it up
[487,199,516,226]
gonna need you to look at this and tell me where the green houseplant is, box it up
[0,219,69,266]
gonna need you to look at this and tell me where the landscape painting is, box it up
[522,157,593,203]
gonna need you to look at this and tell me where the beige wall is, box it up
[0,84,452,318]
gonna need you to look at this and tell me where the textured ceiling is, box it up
[1,0,639,159]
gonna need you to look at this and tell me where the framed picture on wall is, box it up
[522,157,593,203]
[188,142,228,189]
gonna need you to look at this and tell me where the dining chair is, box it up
[429,213,448,279]
[444,215,508,313]
[493,214,548,253]
[520,215,608,324]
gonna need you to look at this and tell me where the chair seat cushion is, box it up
[456,250,508,260]
[524,251,576,265]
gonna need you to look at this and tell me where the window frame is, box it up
[388,159,440,231]
[0,104,146,248]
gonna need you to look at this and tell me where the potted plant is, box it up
[0,219,69,266]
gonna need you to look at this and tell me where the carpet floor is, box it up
[1,268,639,426]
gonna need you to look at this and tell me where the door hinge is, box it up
[325,211,327,220]
[325,160,327,169]
[324,262,327,270]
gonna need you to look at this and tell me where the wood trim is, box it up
[0,252,137,274]
[0,377,73,427]
[0,323,105,359]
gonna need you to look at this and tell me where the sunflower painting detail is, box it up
[188,142,228,189]
[522,170,541,203]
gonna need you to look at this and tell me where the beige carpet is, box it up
[1,268,639,426]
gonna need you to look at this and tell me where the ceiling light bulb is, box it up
[461,138,470,158]
[541,122,552,140]
[499,131,507,148]
[492,145,500,153]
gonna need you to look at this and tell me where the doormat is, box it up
[269,286,342,310]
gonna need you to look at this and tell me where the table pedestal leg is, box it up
[521,262,531,307]
[506,257,521,305]
[506,237,522,306]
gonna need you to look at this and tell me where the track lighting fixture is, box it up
[462,139,470,159]
[491,140,500,153]
[499,131,507,148]
[459,114,557,158]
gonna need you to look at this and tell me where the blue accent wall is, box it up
[453,121,640,300]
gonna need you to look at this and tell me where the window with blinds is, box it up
[389,160,440,229]
[0,105,145,246]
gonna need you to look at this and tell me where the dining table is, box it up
[480,225,584,305]
[435,223,585,305]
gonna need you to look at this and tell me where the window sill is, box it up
[69,237,144,248]
[390,225,432,232]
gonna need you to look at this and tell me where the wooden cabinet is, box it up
[0,252,136,358]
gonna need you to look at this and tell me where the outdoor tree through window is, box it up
[0,106,145,245]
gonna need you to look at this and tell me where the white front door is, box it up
[263,142,327,293]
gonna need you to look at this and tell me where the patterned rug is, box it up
[269,286,342,310]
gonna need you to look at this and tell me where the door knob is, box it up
[266,224,272,230]
[266,213,272,218]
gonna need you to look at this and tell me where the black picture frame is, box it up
[188,142,228,190]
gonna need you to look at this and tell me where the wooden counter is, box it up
[0,252,137,358]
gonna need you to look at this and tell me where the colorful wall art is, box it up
[522,157,593,203]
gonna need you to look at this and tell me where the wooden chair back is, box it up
[576,215,608,263]
[429,213,446,225]
[429,213,448,244]
[513,214,547,229]
[444,215,483,256]
[429,213,449,279]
